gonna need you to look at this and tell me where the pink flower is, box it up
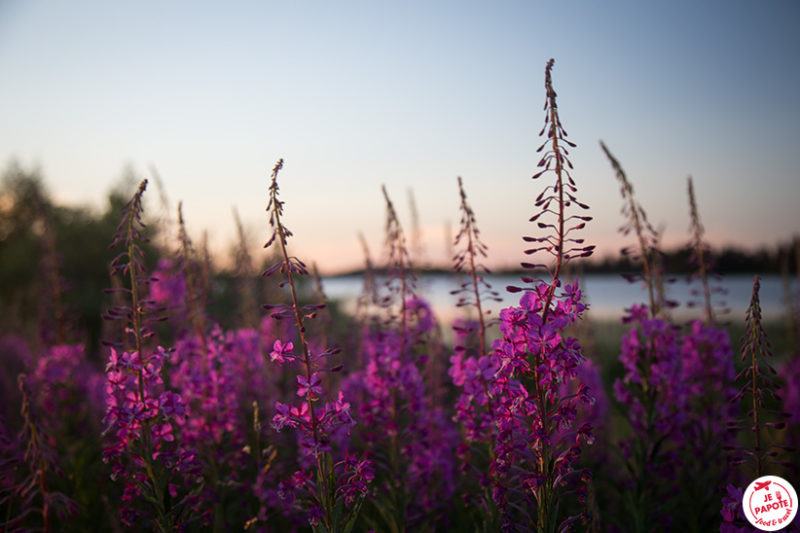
[270,339,294,363]
[296,373,322,398]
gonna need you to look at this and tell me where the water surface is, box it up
[322,273,793,324]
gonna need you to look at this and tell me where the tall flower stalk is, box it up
[491,58,594,531]
[600,141,669,318]
[742,277,769,478]
[355,232,379,328]
[687,176,714,324]
[348,186,456,531]
[730,276,791,476]
[0,375,78,532]
[264,160,371,532]
[686,176,728,324]
[449,176,503,528]
[721,277,795,531]
[407,187,425,271]
[380,184,416,356]
[104,180,153,358]
[452,176,500,356]
[102,180,200,530]
[673,176,738,530]
[602,148,687,530]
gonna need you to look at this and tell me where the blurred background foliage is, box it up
[0,162,153,357]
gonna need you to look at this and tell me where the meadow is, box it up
[1,59,798,532]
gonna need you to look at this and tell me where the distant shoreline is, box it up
[324,240,798,278]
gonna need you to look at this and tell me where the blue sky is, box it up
[1,1,799,273]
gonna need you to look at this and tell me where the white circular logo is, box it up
[742,475,798,531]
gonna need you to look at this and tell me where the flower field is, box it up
[1,59,798,532]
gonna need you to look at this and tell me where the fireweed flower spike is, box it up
[687,176,719,324]
[150,204,281,528]
[1,375,78,532]
[600,141,672,318]
[102,180,201,530]
[607,171,736,531]
[611,307,688,529]
[341,186,457,530]
[262,159,370,532]
[452,176,501,357]
[449,176,504,527]
[354,232,379,328]
[490,58,595,531]
[729,276,793,476]
[721,277,795,532]
[380,184,416,352]
[612,304,685,519]
[176,202,208,350]
[103,180,163,354]
[686,176,731,327]
[671,176,738,529]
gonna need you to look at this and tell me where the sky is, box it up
[1,1,799,274]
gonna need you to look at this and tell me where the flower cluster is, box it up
[450,333,500,444]
[489,280,594,526]
[680,320,737,444]
[271,348,356,461]
[602,131,750,531]
[613,304,743,527]
[613,304,686,442]
[343,295,460,526]
[31,344,105,434]
[103,347,201,527]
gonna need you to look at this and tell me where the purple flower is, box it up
[272,401,295,431]
[719,484,753,532]
[296,373,322,398]
[452,279,593,526]
[270,339,294,363]
[103,346,200,527]
[339,452,375,507]
[405,297,436,334]
[720,484,743,523]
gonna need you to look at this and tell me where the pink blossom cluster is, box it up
[102,347,201,526]
[451,279,594,528]
[613,304,687,442]
[342,297,459,524]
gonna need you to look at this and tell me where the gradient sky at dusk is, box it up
[1,1,799,273]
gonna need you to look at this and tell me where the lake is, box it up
[322,273,795,324]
